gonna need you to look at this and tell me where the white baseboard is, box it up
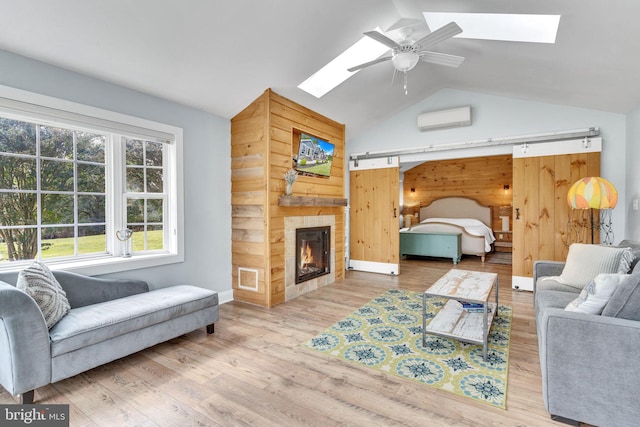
[512,276,533,291]
[218,289,234,304]
[349,259,399,275]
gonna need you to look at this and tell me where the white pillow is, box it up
[16,261,70,329]
[565,273,628,314]
[556,243,634,289]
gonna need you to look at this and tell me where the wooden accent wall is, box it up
[231,89,345,307]
[402,154,513,228]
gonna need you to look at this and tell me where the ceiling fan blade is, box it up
[364,30,401,50]
[414,21,462,50]
[419,51,465,68]
[347,56,391,72]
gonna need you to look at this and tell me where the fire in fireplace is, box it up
[295,226,330,284]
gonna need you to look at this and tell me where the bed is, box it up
[400,197,496,263]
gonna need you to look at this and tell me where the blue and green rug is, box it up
[303,289,512,408]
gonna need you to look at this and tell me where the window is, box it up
[0,120,108,262]
[125,138,165,252]
[0,85,183,275]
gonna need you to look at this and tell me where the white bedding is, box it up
[414,218,496,252]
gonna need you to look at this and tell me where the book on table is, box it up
[456,300,486,312]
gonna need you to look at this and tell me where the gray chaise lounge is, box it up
[0,269,219,404]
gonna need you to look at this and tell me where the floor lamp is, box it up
[567,177,618,244]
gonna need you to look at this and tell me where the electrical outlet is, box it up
[634,199,639,211]
[499,234,503,239]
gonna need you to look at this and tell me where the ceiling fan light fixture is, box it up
[392,51,419,72]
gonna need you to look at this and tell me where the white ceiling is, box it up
[0,0,638,141]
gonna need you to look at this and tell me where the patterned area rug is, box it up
[303,289,512,408]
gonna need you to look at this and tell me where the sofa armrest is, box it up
[53,271,149,308]
[533,260,565,294]
[538,308,640,425]
[0,282,51,398]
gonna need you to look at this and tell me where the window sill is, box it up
[0,252,184,277]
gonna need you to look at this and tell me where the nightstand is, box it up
[494,230,512,252]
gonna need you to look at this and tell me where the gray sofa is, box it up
[533,241,640,427]
[0,269,219,404]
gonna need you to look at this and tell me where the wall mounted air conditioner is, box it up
[417,106,471,132]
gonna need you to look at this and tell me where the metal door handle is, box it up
[515,208,520,220]
[393,208,397,218]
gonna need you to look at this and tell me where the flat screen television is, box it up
[294,132,334,178]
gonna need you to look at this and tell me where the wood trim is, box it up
[278,195,347,207]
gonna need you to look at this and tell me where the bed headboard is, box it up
[419,197,492,227]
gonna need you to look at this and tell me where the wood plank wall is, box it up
[231,89,345,307]
[231,93,269,306]
[402,154,513,230]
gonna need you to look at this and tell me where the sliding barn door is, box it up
[349,158,400,275]
[512,139,601,290]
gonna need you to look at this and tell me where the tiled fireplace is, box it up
[285,215,335,301]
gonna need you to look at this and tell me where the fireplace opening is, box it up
[295,226,330,284]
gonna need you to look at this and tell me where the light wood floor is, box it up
[1,257,575,426]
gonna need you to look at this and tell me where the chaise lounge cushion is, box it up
[16,262,70,329]
[49,285,218,357]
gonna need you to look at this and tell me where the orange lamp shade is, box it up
[567,177,618,209]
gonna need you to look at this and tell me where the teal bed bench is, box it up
[400,231,462,264]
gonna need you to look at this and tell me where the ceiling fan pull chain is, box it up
[403,71,408,95]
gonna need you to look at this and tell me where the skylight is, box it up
[423,12,561,44]
[298,29,389,98]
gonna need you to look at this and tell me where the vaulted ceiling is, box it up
[0,0,638,141]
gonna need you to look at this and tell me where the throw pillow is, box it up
[565,273,628,314]
[601,273,640,321]
[16,261,70,329]
[615,240,640,271]
[556,243,634,289]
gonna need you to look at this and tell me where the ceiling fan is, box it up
[348,22,465,94]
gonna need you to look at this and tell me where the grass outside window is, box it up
[0,230,163,263]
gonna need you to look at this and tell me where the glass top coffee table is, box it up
[422,269,498,361]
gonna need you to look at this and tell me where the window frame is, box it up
[0,84,184,276]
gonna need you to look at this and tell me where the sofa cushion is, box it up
[565,273,628,315]
[16,261,70,329]
[601,273,640,321]
[555,244,634,290]
[535,289,578,313]
[536,277,582,294]
[49,285,218,357]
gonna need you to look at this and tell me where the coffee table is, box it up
[422,269,498,361]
